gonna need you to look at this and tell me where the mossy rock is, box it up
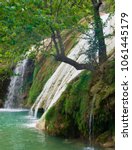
[45,71,92,138]
[96,131,115,148]
[43,60,115,145]
[100,60,115,85]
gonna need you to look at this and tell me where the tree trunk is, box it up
[92,0,107,64]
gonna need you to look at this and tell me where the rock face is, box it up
[0,77,10,100]
[0,99,3,108]
[0,68,10,107]
[21,59,34,106]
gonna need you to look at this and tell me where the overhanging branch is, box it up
[55,54,95,71]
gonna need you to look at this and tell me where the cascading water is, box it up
[4,59,28,108]
[88,94,96,148]
[31,14,115,120]
[32,37,87,118]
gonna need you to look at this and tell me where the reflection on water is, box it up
[0,109,104,150]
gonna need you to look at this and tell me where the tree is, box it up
[0,0,114,71]
[43,0,107,70]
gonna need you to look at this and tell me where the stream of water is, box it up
[4,59,28,108]
[0,109,105,150]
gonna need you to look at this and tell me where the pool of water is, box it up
[0,109,104,150]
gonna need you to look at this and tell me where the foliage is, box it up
[103,0,115,13]
[0,0,115,68]
[0,0,83,61]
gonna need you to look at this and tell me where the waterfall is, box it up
[88,94,96,147]
[31,36,88,118]
[31,14,115,118]
[4,59,28,108]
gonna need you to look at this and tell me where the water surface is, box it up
[0,109,104,150]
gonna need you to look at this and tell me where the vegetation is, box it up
[0,0,114,70]
[45,71,92,137]
[0,0,115,148]
[44,59,115,146]
[27,56,59,105]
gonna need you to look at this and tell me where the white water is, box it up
[89,95,96,146]
[4,59,28,108]
[0,108,29,112]
[31,14,115,119]
[31,35,87,118]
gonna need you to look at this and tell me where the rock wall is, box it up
[0,67,10,108]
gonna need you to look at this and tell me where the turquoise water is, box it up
[0,109,103,150]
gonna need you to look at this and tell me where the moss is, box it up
[44,60,115,145]
[27,56,59,105]
[96,130,114,147]
[45,71,92,138]
[90,62,115,139]
[102,60,115,85]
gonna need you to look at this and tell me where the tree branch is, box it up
[50,26,60,55]
[51,28,96,71]
[55,54,95,71]
[56,0,63,18]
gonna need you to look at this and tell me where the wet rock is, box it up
[0,99,3,108]
[103,141,115,148]
[37,108,45,118]
[36,119,46,130]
